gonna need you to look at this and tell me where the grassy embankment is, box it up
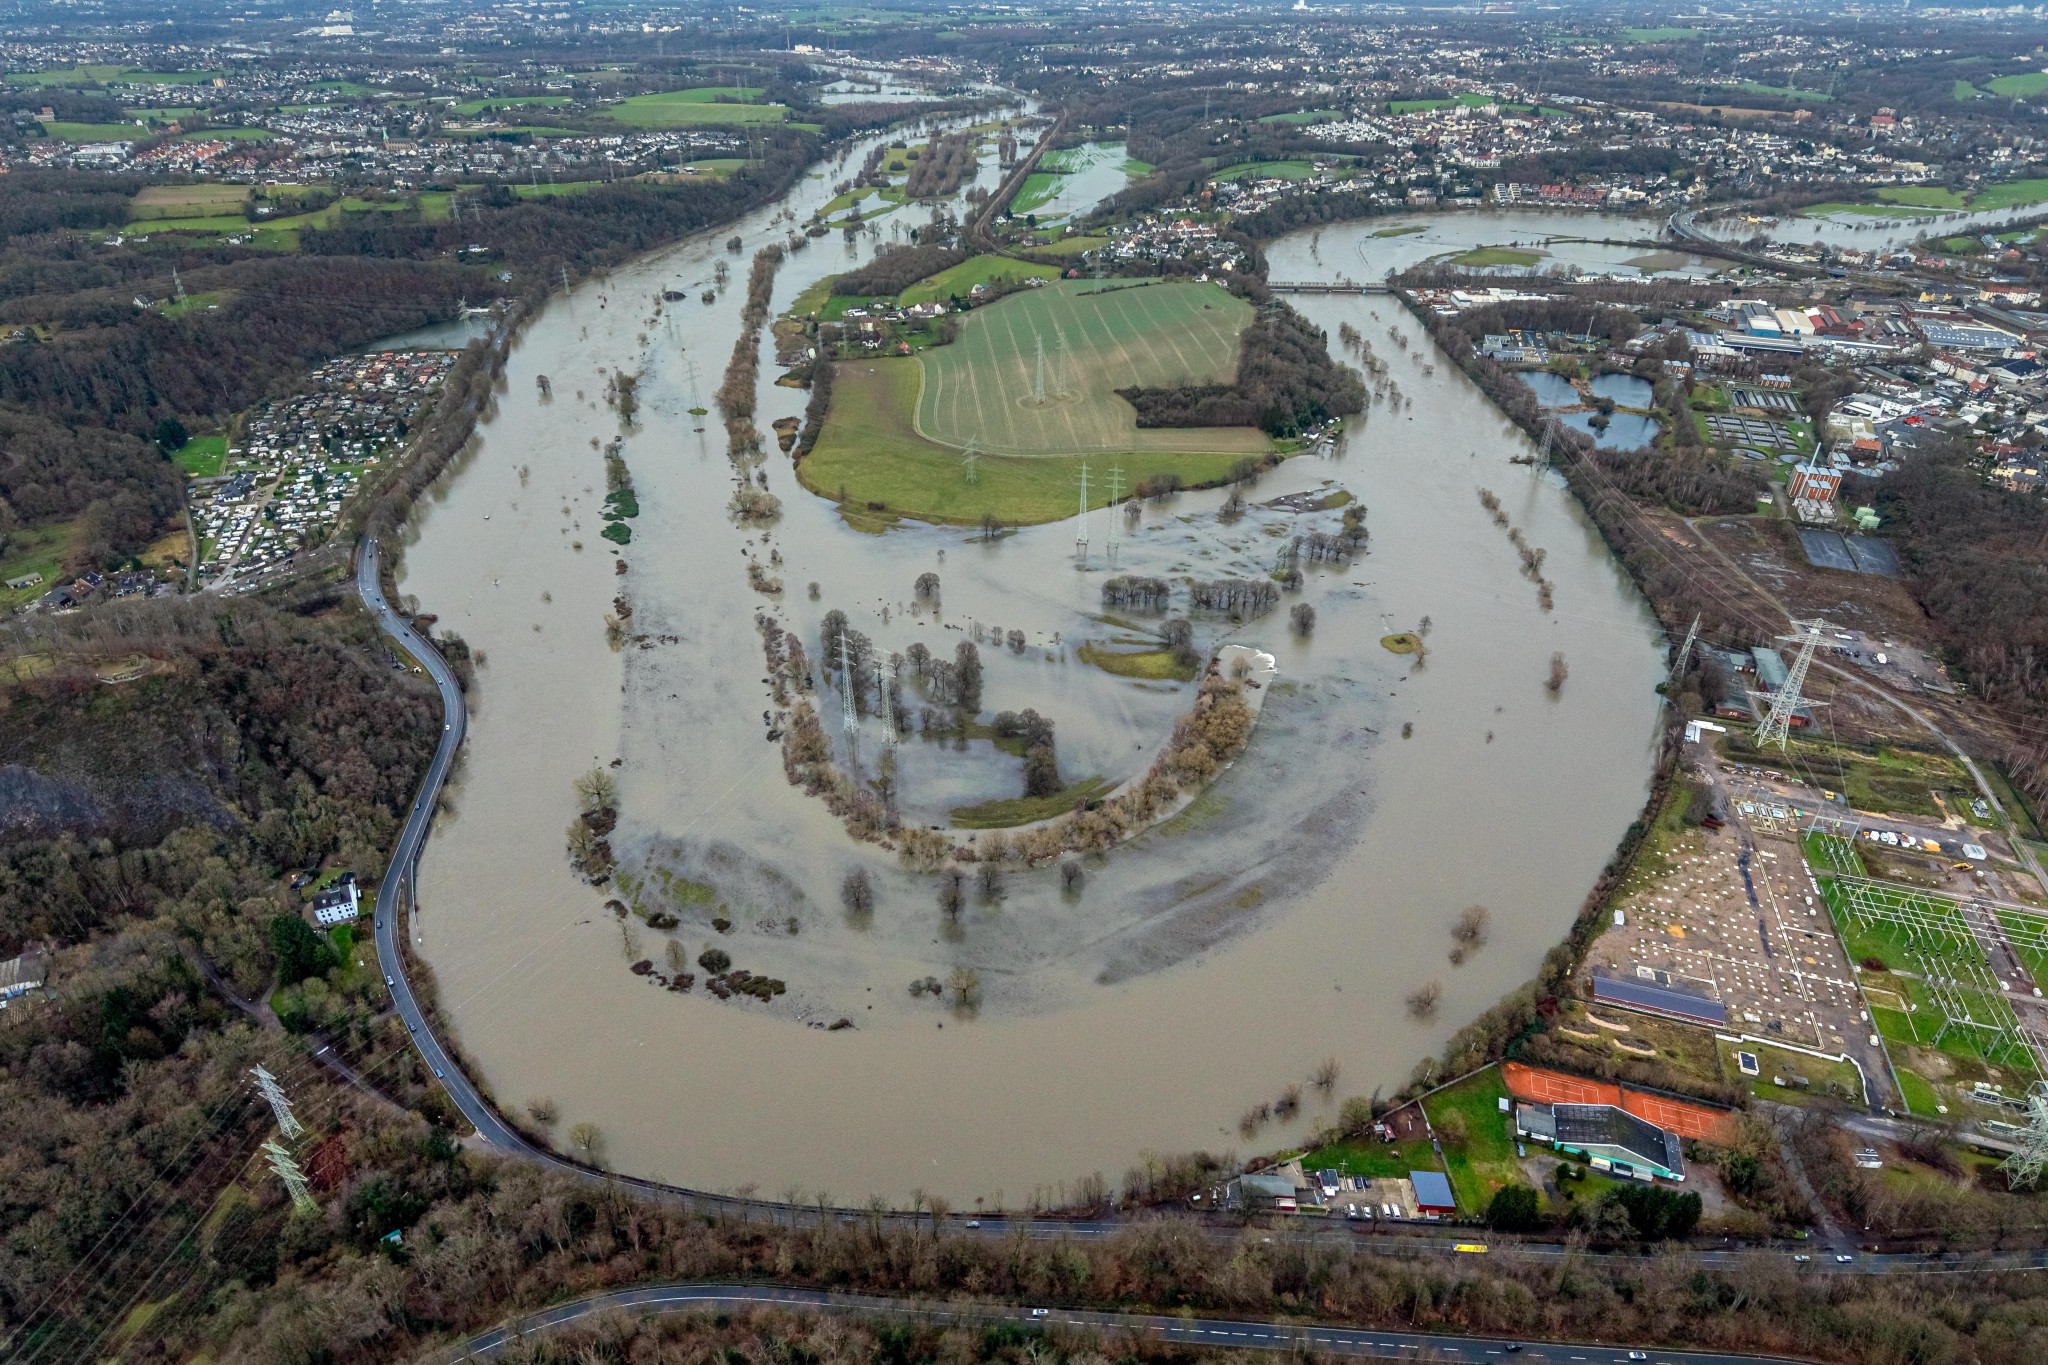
[950,777,1117,829]
[1077,641,1199,682]
[1445,247,1546,269]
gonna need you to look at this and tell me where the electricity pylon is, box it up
[838,634,859,742]
[1670,613,1700,690]
[962,435,980,484]
[1105,463,1124,565]
[2000,1082,2048,1189]
[1757,618,1830,750]
[1075,461,1090,562]
[1032,334,1048,406]
[261,1139,318,1214]
[251,1065,304,1140]
[876,658,897,747]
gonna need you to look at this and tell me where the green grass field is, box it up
[40,121,143,142]
[1446,246,1545,269]
[799,359,1256,526]
[1988,71,2048,98]
[899,255,1061,307]
[162,291,230,319]
[183,127,272,142]
[1011,172,1064,214]
[509,181,601,199]
[0,522,73,610]
[133,214,250,234]
[951,775,1114,828]
[1021,235,1108,258]
[1388,99,1451,114]
[9,65,220,86]
[1717,1038,1866,1106]
[915,281,1264,457]
[1972,177,2048,211]
[1420,1067,1518,1213]
[174,434,229,477]
[1878,186,1968,210]
[1956,80,1984,101]
[1624,27,1701,41]
[130,183,248,218]
[1299,1135,1444,1181]
[1212,159,1327,182]
[1076,642,1199,682]
[605,87,785,127]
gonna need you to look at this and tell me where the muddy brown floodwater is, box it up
[397,137,1666,1206]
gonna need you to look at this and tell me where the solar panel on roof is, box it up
[1591,974,1726,1025]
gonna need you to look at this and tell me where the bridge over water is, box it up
[1267,280,1392,294]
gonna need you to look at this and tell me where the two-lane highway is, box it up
[437,1282,1804,1365]
[358,537,523,1153]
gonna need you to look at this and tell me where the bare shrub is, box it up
[1406,980,1443,1019]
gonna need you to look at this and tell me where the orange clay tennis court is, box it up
[1503,1062,1737,1144]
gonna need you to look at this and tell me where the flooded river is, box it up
[397,140,1667,1205]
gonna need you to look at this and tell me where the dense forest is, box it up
[1877,438,2048,801]
[1118,302,1365,436]
[0,598,438,964]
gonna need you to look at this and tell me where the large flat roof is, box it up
[1592,973,1727,1026]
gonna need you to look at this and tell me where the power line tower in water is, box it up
[1074,461,1090,563]
[1757,618,1830,750]
[1105,463,1123,565]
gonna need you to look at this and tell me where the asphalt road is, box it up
[438,1283,1801,1365]
[352,533,2048,1277]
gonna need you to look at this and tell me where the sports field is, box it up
[914,280,1266,457]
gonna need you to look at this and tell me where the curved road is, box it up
[352,538,2048,1276]
[439,1283,1802,1365]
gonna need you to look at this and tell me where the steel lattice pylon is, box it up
[1999,1082,2048,1189]
[1757,617,1831,750]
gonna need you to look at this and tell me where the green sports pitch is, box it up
[913,280,1268,458]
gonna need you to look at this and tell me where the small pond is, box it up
[1518,371,1579,408]
[1560,410,1661,450]
[1590,374,1654,409]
